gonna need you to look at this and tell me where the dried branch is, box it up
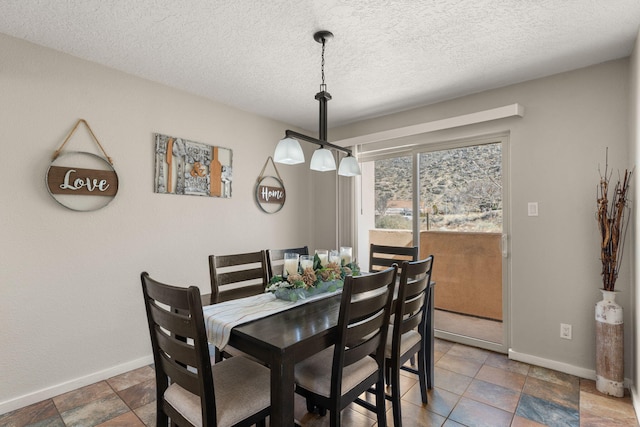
[597,150,633,291]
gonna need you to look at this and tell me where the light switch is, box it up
[528,202,538,216]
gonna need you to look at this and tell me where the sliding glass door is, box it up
[356,136,509,353]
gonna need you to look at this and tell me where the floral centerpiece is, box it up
[266,254,360,302]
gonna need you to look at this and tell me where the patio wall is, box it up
[369,229,502,320]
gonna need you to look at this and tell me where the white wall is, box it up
[333,58,634,379]
[0,34,315,413]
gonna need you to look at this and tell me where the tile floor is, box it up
[1,339,638,427]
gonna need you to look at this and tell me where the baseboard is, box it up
[0,355,154,416]
[508,349,595,379]
[631,384,640,422]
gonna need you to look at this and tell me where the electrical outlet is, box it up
[560,323,572,340]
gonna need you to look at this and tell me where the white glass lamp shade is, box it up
[274,137,305,165]
[338,155,361,176]
[310,148,336,171]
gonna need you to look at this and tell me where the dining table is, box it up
[203,281,435,427]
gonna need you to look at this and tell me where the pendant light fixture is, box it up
[273,30,361,177]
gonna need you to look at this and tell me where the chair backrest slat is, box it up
[369,244,418,275]
[209,251,268,304]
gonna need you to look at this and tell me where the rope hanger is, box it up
[53,119,114,165]
[257,156,283,183]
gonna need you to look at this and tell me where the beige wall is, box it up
[0,34,316,412]
[630,28,640,413]
[334,58,634,381]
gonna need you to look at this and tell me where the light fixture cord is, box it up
[321,37,326,90]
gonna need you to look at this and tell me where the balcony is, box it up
[369,229,503,344]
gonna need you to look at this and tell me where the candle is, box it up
[283,252,299,277]
[300,255,313,271]
[315,249,328,267]
[340,246,352,265]
[329,250,340,265]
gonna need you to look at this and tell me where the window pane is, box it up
[419,143,502,232]
[375,156,413,230]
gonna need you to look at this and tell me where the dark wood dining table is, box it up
[211,282,435,427]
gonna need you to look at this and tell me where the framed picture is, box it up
[154,133,232,198]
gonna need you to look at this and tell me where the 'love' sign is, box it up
[47,166,118,196]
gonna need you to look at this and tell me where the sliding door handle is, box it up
[501,234,508,258]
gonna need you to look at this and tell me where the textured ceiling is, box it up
[1,1,639,133]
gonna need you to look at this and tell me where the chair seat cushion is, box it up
[385,327,422,359]
[294,346,379,398]
[165,356,270,427]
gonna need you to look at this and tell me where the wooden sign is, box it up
[47,119,119,211]
[255,157,286,214]
[47,166,118,196]
[45,151,119,211]
[257,184,286,204]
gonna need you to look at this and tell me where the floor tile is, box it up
[475,364,527,391]
[133,402,156,427]
[447,343,492,363]
[94,411,145,427]
[484,352,530,376]
[527,366,579,390]
[52,382,115,413]
[433,366,473,395]
[515,393,579,427]
[449,396,513,427]
[523,375,579,411]
[404,384,461,418]
[58,394,130,427]
[385,399,447,427]
[115,379,155,410]
[510,414,547,426]
[0,399,60,426]
[579,389,639,426]
[464,378,521,413]
[436,353,485,377]
[106,366,155,392]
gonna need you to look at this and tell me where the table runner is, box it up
[203,290,341,350]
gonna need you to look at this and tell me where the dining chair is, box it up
[369,243,418,275]
[266,245,309,280]
[208,251,268,362]
[294,265,398,427]
[384,256,434,427]
[140,272,271,427]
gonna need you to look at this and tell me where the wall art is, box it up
[255,156,285,213]
[46,119,119,212]
[154,133,232,198]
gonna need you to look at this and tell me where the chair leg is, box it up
[157,402,168,427]
[391,362,402,427]
[376,375,388,427]
[214,347,223,363]
[417,349,428,404]
[329,404,340,427]
[257,419,266,427]
[385,362,391,386]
